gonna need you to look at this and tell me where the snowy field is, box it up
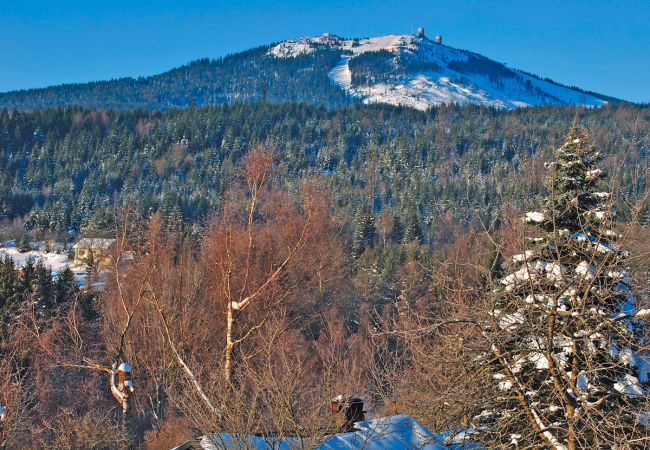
[0,241,87,284]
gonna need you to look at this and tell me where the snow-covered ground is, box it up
[270,33,606,110]
[0,242,87,284]
[269,33,415,58]
[354,75,510,110]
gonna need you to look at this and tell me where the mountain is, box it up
[270,32,613,110]
[0,47,353,111]
[0,32,618,111]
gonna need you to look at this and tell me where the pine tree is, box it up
[403,204,422,243]
[475,129,649,448]
[352,205,376,255]
[34,260,53,307]
[55,266,78,304]
[0,256,20,310]
[18,234,30,253]
[20,257,35,299]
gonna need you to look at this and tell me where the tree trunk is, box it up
[224,302,235,384]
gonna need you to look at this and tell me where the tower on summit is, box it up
[417,26,425,38]
[434,34,442,44]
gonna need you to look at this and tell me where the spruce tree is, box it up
[480,240,504,287]
[18,234,30,253]
[403,204,422,243]
[20,257,35,299]
[55,266,78,304]
[34,260,53,307]
[475,129,649,448]
[352,205,376,255]
[0,256,19,309]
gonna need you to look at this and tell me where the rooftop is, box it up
[72,237,116,250]
[173,415,478,450]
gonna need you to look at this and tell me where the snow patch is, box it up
[498,311,526,331]
[511,251,534,263]
[575,261,596,280]
[524,211,546,224]
[0,244,87,285]
[592,192,610,199]
[328,56,352,90]
[614,374,644,396]
[528,352,549,370]
[586,168,602,180]
[545,262,566,281]
[498,379,513,391]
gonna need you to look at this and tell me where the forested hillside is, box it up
[1,103,648,246]
[1,123,648,449]
[0,47,353,111]
[0,33,621,112]
[1,88,649,450]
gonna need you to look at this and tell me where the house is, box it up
[72,238,116,266]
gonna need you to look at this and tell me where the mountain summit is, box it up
[0,31,614,111]
[269,32,607,110]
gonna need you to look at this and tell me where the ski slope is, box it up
[328,56,352,90]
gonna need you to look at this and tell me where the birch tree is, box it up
[203,147,341,384]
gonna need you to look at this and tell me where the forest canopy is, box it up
[1,102,649,247]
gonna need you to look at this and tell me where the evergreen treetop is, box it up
[476,129,649,448]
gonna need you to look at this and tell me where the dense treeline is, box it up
[348,50,404,86]
[0,47,353,111]
[1,103,648,246]
[0,257,83,329]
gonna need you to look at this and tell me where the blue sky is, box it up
[1,0,648,102]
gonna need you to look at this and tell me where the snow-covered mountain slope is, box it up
[269,33,607,110]
[0,31,616,112]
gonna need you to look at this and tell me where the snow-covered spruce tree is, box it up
[474,129,649,448]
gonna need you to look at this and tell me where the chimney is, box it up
[330,395,365,432]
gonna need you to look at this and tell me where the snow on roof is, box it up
[72,238,116,250]
[117,362,132,373]
[197,415,478,450]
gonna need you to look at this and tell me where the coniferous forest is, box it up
[1,103,649,239]
[1,95,649,448]
[0,48,352,111]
